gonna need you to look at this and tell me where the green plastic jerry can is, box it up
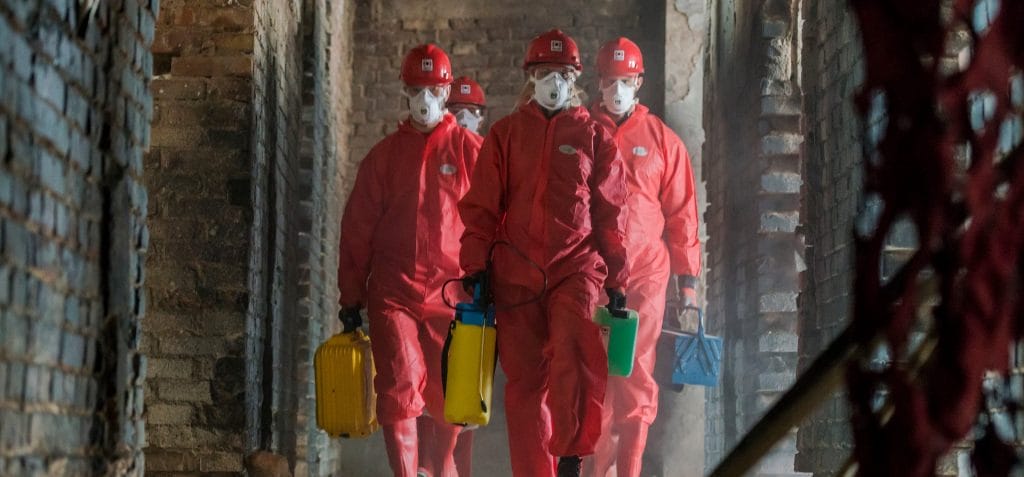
[594,306,639,377]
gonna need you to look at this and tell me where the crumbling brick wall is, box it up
[794,0,863,474]
[0,0,155,475]
[703,0,805,474]
[297,0,356,474]
[704,0,764,460]
[145,0,353,474]
[144,0,256,473]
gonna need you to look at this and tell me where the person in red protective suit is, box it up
[585,37,701,477]
[417,75,488,477]
[338,43,482,477]
[447,76,488,135]
[458,29,630,477]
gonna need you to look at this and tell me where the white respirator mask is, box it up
[455,109,484,134]
[531,72,572,111]
[601,79,638,116]
[406,87,447,128]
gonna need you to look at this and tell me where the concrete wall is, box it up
[0,0,155,475]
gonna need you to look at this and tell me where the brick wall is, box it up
[706,1,972,475]
[249,0,307,466]
[293,0,355,474]
[144,0,254,474]
[794,3,974,474]
[0,0,155,475]
[145,0,353,474]
[703,0,763,463]
[793,0,862,474]
[703,0,806,474]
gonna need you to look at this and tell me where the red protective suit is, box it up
[339,113,482,476]
[459,102,630,477]
[586,104,701,477]
[417,417,474,476]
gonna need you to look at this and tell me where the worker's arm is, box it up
[660,129,702,283]
[338,146,387,308]
[590,126,630,290]
[459,130,504,275]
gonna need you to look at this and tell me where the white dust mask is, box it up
[407,88,446,128]
[601,80,637,116]
[531,72,572,111]
[455,109,483,134]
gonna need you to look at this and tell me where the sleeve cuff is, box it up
[679,274,698,289]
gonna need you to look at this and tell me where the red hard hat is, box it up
[448,76,486,107]
[401,44,453,87]
[523,29,582,71]
[597,37,644,77]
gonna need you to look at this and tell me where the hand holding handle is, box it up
[339,306,363,333]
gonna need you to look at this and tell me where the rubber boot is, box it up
[454,430,474,476]
[614,421,649,477]
[383,418,419,477]
[558,456,582,477]
[416,416,436,477]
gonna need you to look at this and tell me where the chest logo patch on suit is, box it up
[633,146,649,156]
[558,144,577,155]
[440,164,458,175]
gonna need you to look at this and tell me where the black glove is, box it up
[462,271,487,298]
[339,306,363,333]
[606,287,626,312]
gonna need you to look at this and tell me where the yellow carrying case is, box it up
[442,301,498,427]
[314,329,378,438]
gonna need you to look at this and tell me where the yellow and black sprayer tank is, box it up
[314,328,378,438]
[442,280,498,427]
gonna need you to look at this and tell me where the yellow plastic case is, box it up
[314,330,378,438]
